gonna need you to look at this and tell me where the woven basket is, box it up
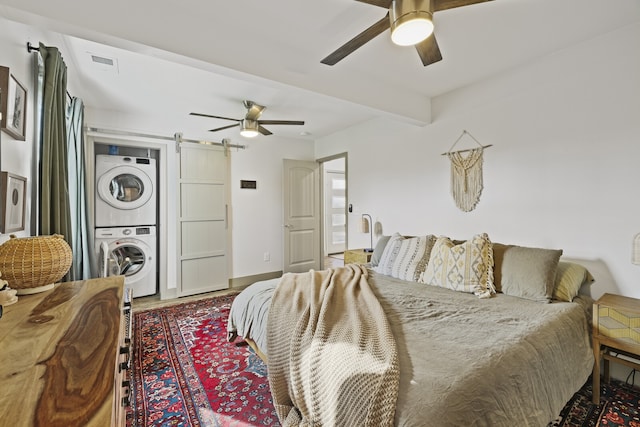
[0,234,72,294]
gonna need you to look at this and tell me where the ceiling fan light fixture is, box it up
[240,119,259,138]
[390,0,434,46]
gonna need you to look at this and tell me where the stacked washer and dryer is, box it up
[94,154,157,297]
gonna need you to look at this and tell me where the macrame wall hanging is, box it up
[442,130,492,212]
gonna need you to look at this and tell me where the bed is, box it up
[227,234,595,426]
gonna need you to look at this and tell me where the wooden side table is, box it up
[592,293,640,403]
[344,248,374,265]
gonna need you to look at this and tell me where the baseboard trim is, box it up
[158,271,282,301]
[230,271,282,290]
[160,287,178,301]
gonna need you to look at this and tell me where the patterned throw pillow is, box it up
[419,233,496,298]
[374,233,405,276]
[389,235,437,282]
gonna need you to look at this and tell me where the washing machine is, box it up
[95,226,157,298]
[95,154,157,227]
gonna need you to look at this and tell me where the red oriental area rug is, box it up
[548,377,640,427]
[127,293,280,426]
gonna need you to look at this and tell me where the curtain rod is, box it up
[27,42,73,103]
[86,126,246,150]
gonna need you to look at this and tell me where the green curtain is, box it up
[39,43,72,244]
[67,97,92,280]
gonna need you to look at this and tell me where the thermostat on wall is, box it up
[240,180,257,189]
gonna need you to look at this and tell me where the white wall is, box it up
[230,136,314,277]
[316,22,640,300]
[0,18,42,242]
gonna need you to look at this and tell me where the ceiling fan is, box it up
[321,0,493,67]
[190,100,305,138]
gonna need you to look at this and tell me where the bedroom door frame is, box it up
[324,169,346,254]
[318,153,348,268]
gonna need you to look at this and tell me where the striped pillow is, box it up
[389,235,437,282]
[419,233,496,298]
[374,233,405,276]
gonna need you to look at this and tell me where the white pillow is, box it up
[389,235,436,282]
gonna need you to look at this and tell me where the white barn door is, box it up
[177,143,229,296]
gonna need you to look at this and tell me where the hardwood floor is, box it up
[133,288,237,312]
[324,253,344,269]
[133,254,345,312]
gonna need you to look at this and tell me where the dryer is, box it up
[95,154,157,227]
[95,226,157,297]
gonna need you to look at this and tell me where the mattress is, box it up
[227,268,594,426]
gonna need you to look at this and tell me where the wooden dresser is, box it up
[0,276,131,426]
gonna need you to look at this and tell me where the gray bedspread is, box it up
[227,268,594,426]
[227,277,280,355]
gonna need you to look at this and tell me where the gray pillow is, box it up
[492,242,510,293]
[499,245,563,303]
[370,235,391,267]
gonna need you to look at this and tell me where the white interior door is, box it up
[283,159,320,273]
[177,143,229,296]
[324,171,346,254]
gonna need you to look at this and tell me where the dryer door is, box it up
[98,241,120,278]
[97,165,153,210]
[108,238,153,285]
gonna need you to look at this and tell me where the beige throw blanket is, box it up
[267,264,399,426]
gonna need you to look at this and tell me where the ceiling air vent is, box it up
[91,55,114,66]
[87,52,119,73]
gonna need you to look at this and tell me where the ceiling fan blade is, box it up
[190,112,240,122]
[209,123,240,132]
[415,33,443,66]
[321,14,390,65]
[258,120,305,126]
[434,0,492,12]
[258,126,273,136]
[244,101,266,120]
[356,0,392,8]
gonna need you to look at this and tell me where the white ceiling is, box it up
[1,0,638,141]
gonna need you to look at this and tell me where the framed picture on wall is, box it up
[0,66,27,141]
[1,172,27,233]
